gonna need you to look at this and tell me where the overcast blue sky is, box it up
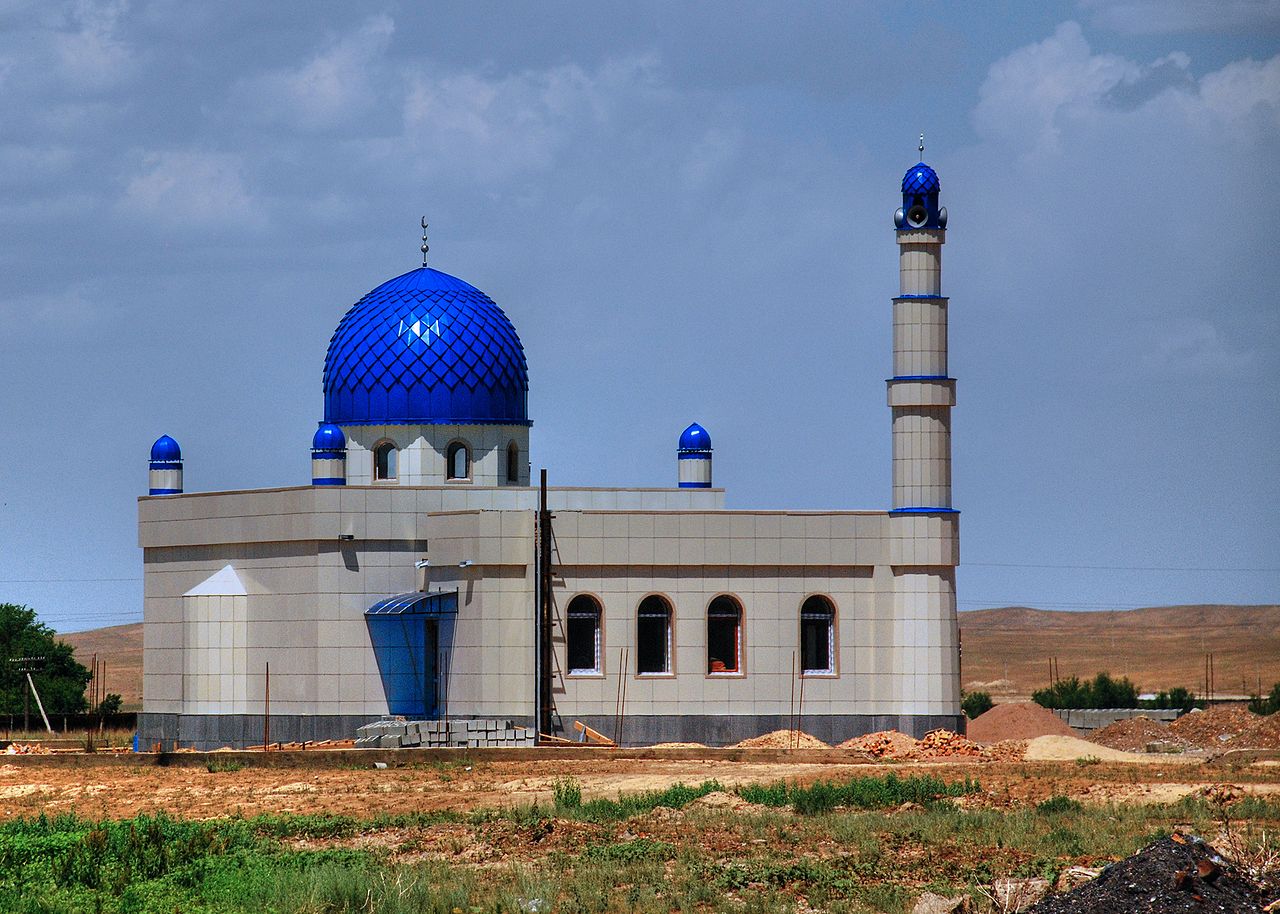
[2,1,1277,632]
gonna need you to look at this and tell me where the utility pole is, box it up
[537,469,554,739]
[10,657,49,737]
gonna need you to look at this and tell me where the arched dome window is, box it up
[505,441,520,484]
[373,440,398,482]
[800,595,836,675]
[566,595,602,675]
[636,595,673,675]
[707,595,743,674]
[446,440,470,481]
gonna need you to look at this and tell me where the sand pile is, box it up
[967,702,1075,743]
[1091,716,1192,752]
[1023,735,1198,763]
[1168,707,1258,748]
[838,730,917,758]
[733,730,829,749]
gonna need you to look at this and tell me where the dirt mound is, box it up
[1026,833,1270,913]
[838,730,917,758]
[732,730,829,749]
[1168,707,1258,748]
[689,790,756,811]
[1090,716,1192,752]
[1232,712,1280,750]
[967,702,1075,743]
[646,742,708,749]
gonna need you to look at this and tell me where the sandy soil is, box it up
[1,754,1278,821]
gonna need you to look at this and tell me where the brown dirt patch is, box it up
[732,730,829,749]
[967,702,1075,743]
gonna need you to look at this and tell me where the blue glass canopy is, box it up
[365,591,459,616]
[323,267,530,426]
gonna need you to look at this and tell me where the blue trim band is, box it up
[148,488,182,495]
[889,507,959,514]
[678,482,712,488]
[312,478,346,486]
[149,461,182,470]
[887,375,954,382]
[311,450,347,459]
[329,418,533,427]
[892,295,949,301]
[677,452,712,460]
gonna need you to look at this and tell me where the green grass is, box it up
[2,782,1278,913]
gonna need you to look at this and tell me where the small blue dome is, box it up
[312,423,346,451]
[679,422,712,451]
[150,435,181,462]
[323,267,529,426]
[902,162,940,195]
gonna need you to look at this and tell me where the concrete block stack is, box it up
[355,718,534,749]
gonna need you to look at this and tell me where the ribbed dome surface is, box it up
[323,267,530,426]
[679,422,712,451]
[902,162,940,195]
[150,435,181,462]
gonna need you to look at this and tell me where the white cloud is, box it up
[54,0,136,89]
[974,21,1280,155]
[120,150,260,228]
[1143,318,1256,374]
[396,55,663,183]
[234,14,395,131]
[1081,0,1280,35]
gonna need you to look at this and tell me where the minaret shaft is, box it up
[888,227,954,511]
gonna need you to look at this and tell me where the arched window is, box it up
[446,441,470,480]
[373,440,397,481]
[707,595,742,674]
[566,595,602,675]
[800,595,836,675]
[505,441,520,484]
[636,595,672,675]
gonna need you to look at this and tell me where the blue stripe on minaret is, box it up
[678,482,712,488]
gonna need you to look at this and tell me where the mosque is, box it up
[138,151,962,749]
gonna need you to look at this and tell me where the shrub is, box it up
[1247,682,1280,715]
[962,691,994,719]
[552,777,582,810]
[1033,672,1138,709]
[1036,795,1082,814]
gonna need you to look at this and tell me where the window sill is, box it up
[706,671,745,679]
[800,672,838,679]
[635,672,675,679]
[445,478,473,485]
[372,479,399,485]
[566,672,604,679]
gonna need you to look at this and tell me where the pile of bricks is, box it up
[355,718,534,749]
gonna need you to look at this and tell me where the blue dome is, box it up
[323,267,530,426]
[150,435,181,462]
[902,162,940,195]
[312,422,346,451]
[679,422,712,451]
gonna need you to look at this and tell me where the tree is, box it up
[1248,683,1280,716]
[1033,672,1140,710]
[962,691,994,720]
[96,693,123,715]
[0,604,91,716]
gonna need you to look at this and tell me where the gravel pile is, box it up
[1168,708,1258,749]
[1233,713,1280,750]
[966,702,1075,743]
[1027,833,1272,913]
[1091,716,1194,752]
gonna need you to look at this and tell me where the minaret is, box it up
[311,423,347,485]
[888,136,955,513]
[148,435,183,495]
[677,422,712,488]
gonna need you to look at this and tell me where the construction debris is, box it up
[1026,833,1272,913]
[3,742,51,755]
[1091,716,1195,753]
[839,730,918,758]
[1168,708,1259,749]
[355,718,534,749]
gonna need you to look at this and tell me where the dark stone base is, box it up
[140,712,962,750]
[571,713,966,747]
